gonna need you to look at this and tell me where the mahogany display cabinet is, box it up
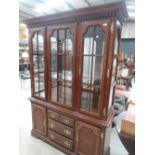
[25,1,128,155]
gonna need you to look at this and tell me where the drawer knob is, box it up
[49,123,55,129]
[64,141,71,148]
[64,129,71,136]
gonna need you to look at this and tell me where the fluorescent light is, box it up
[45,0,64,7]
[128,12,135,18]
[127,5,135,10]
[35,4,51,13]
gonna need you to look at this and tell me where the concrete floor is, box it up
[19,78,128,155]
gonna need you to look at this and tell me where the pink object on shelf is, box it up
[115,89,129,99]
[115,85,126,90]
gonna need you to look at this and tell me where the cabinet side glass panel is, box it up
[108,30,118,109]
[81,26,105,114]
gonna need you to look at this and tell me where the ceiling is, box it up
[19,0,135,22]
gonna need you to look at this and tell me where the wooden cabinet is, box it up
[31,104,47,136]
[75,121,101,155]
[25,1,128,155]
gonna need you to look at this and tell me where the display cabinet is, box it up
[25,1,128,155]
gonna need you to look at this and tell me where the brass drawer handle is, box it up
[49,134,55,140]
[64,141,71,148]
[64,129,71,136]
[50,114,55,118]
[43,119,46,126]
[63,119,70,124]
[49,123,55,129]
[101,132,104,139]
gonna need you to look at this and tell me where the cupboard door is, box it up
[47,24,76,108]
[75,121,101,155]
[78,20,111,117]
[29,28,46,100]
[32,104,47,136]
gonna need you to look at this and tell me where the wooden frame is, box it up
[25,1,128,155]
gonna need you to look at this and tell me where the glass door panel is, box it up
[33,55,38,73]
[32,32,45,98]
[58,85,64,103]
[58,30,65,53]
[84,26,94,55]
[51,55,57,71]
[66,29,73,54]
[38,34,44,54]
[82,56,92,84]
[80,25,105,114]
[64,86,72,106]
[39,55,44,72]
[51,31,57,54]
[32,33,37,54]
[50,28,74,107]
[51,86,57,102]
[34,73,39,96]
[94,26,104,55]
[92,56,103,85]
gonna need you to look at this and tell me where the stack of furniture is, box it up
[114,102,135,155]
[25,1,128,155]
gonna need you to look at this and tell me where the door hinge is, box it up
[111,23,114,34]
[103,108,106,116]
[107,68,110,78]
[101,132,104,139]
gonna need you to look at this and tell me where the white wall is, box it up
[121,21,135,39]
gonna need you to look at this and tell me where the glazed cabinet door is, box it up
[47,24,76,108]
[77,20,111,118]
[29,28,47,100]
[32,104,47,136]
[75,121,101,155]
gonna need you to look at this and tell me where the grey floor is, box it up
[19,78,128,155]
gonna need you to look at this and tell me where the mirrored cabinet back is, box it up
[25,1,128,155]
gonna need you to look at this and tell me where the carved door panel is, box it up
[32,104,47,136]
[75,121,101,155]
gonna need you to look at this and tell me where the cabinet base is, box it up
[31,130,76,155]
[31,130,111,155]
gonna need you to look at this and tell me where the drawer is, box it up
[48,130,73,151]
[48,119,74,139]
[48,110,59,121]
[59,115,74,128]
